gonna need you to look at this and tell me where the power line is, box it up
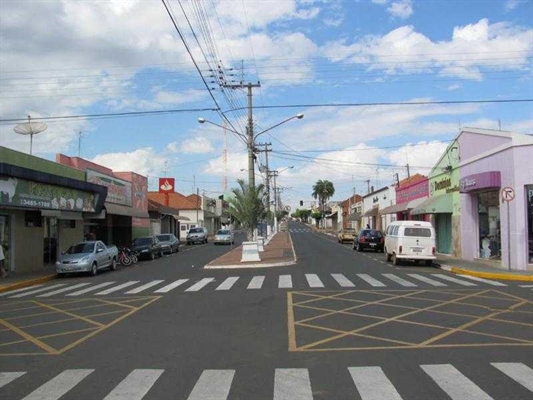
[276,140,453,153]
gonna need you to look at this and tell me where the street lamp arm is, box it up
[198,118,244,138]
[253,113,303,140]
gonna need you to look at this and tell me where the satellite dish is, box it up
[14,115,47,155]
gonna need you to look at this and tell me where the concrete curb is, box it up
[0,274,57,294]
[439,264,533,282]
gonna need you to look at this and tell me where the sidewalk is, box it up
[0,269,57,294]
[436,255,533,281]
[205,232,296,269]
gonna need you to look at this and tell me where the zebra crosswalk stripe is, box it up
[0,372,26,389]
[421,364,493,400]
[10,284,67,298]
[125,280,165,294]
[95,281,140,295]
[274,368,313,400]
[491,363,533,392]
[21,369,94,400]
[407,274,447,287]
[278,275,293,289]
[66,282,116,296]
[247,276,265,289]
[216,277,239,291]
[431,274,477,287]
[103,369,164,400]
[305,274,324,288]
[456,275,507,286]
[331,273,355,287]
[348,366,403,400]
[185,278,215,292]
[0,285,44,297]
[187,369,235,400]
[381,274,417,287]
[154,279,189,293]
[357,274,386,287]
[37,283,92,298]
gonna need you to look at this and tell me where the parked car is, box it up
[384,221,436,266]
[338,228,356,243]
[214,229,234,245]
[56,241,118,276]
[156,234,180,254]
[131,236,163,260]
[353,229,384,252]
[186,227,208,245]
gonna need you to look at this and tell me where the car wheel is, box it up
[357,244,362,252]
[57,273,65,278]
[150,251,155,261]
[111,258,117,271]
[91,262,98,276]
[425,260,433,267]
[392,253,400,266]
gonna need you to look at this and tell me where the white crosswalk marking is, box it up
[357,274,386,287]
[216,277,240,291]
[456,275,507,286]
[37,283,92,298]
[125,280,165,294]
[66,282,116,296]
[0,285,44,297]
[491,363,533,392]
[0,372,26,389]
[10,284,67,298]
[348,366,403,400]
[103,369,164,400]
[154,279,189,293]
[274,368,313,400]
[95,281,140,295]
[305,274,324,288]
[331,273,355,287]
[247,276,265,289]
[421,364,493,400]
[21,369,94,400]
[278,275,293,288]
[187,369,235,400]
[432,274,477,287]
[185,278,215,292]
[407,274,447,287]
[381,274,417,287]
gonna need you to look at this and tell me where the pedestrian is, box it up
[0,243,7,278]
[366,223,370,229]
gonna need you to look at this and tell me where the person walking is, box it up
[0,243,7,278]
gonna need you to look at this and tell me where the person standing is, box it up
[0,243,6,278]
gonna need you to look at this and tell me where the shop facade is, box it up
[381,175,429,221]
[362,186,396,231]
[458,128,533,271]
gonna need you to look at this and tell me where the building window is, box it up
[180,225,187,231]
[527,185,533,264]
[25,211,42,227]
[478,191,501,260]
[61,220,76,229]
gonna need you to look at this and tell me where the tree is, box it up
[311,211,323,228]
[312,180,335,227]
[227,179,267,241]
[292,208,311,223]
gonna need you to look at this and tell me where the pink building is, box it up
[381,174,429,221]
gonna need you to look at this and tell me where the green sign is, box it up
[0,176,96,212]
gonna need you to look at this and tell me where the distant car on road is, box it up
[187,227,208,245]
[337,228,356,243]
[56,241,118,276]
[214,229,234,245]
[132,236,163,260]
[353,229,384,252]
[156,234,180,254]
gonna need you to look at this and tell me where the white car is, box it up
[214,229,234,245]
[384,221,436,266]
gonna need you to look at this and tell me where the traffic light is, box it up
[300,200,303,206]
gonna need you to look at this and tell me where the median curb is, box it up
[439,264,533,282]
[0,274,57,294]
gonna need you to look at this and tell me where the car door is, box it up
[95,242,107,266]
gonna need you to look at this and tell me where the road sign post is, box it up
[501,187,515,271]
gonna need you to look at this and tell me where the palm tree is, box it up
[312,180,335,228]
[227,179,267,241]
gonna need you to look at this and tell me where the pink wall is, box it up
[459,132,509,161]
[396,178,428,204]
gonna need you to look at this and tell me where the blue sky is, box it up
[1,0,532,210]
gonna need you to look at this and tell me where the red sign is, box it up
[159,178,175,193]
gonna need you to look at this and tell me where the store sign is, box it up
[0,176,96,211]
[396,179,429,203]
[459,171,501,193]
[430,177,459,195]
[159,178,175,194]
[86,169,132,206]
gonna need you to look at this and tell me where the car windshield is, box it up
[404,227,432,237]
[361,230,382,238]
[189,228,203,233]
[157,235,171,242]
[66,243,95,254]
[133,238,151,245]
[217,230,230,235]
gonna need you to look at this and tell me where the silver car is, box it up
[214,229,234,245]
[56,241,118,276]
[186,227,208,245]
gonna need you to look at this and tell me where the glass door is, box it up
[43,217,58,265]
[0,214,10,272]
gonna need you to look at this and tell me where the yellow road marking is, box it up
[33,301,104,328]
[287,292,297,351]
[0,318,58,354]
[293,343,533,352]
[1,327,99,347]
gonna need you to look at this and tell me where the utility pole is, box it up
[365,179,371,194]
[256,142,272,215]
[77,131,82,157]
[271,170,279,233]
[406,164,411,179]
[223,120,228,192]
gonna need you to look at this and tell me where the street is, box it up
[1,221,532,399]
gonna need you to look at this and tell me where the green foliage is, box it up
[312,180,335,208]
[292,208,311,222]
[310,210,323,227]
[227,180,267,241]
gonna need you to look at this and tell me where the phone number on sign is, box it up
[20,199,51,208]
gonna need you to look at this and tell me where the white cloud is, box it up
[91,147,167,177]
[505,0,526,11]
[387,141,449,174]
[153,89,207,105]
[371,0,388,4]
[387,0,413,19]
[447,83,461,91]
[204,152,249,177]
[180,137,215,154]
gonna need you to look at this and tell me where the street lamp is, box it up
[271,166,294,233]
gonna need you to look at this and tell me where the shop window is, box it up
[180,225,187,231]
[527,185,533,264]
[61,220,76,229]
[478,191,501,260]
[25,211,42,227]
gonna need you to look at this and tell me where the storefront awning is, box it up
[363,207,379,217]
[347,212,361,221]
[166,214,190,221]
[380,202,409,215]
[411,194,452,215]
[104,202,149,218]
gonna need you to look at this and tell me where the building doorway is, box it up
[436,213,452,254]
[477,190,501,260]
[0,214,11,273]
[43,217,59,265]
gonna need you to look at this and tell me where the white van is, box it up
[384,221,436,266]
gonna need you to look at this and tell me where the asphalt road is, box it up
[1,221,532,399]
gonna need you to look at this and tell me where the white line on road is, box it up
[356,274,386,287]
[247,276,265,289]
[185,278,215,292]
[421,364,493,400]
[66,282,116,296]
[458,275,507,286]
[187,369,235,400]
[278,275,293,289]
[0,285,44,297]
[348,366,403,400]
[103,369,164,400]
[22,369,94,400]
[10,284,67,298]
[95,281,140,295]
[331,273,355,287]
[381,274,417,287]
[407,274,447,287]
[491,363,533,392]
[37,283,92,297]
[216,277,240,291]
[432,274,477,287]
[519,284,533,288]
[305,274,325,288]
[154,279,189,293]
[125,280,165,294]
[0,372,26,389]
[274,368,313,400]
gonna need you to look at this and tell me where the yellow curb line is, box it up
[0,275,57,294]
[451,267,533,282]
